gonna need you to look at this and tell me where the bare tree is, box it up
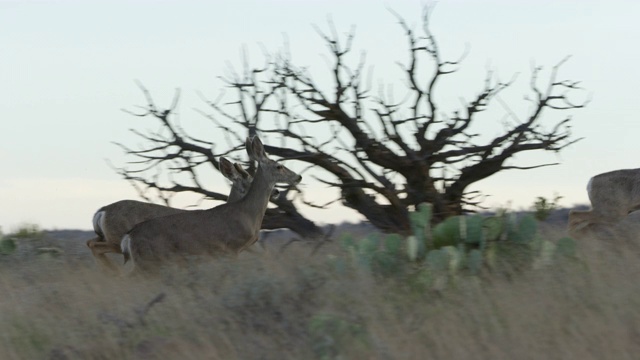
[114,86,324,238]
[116,7,587,236]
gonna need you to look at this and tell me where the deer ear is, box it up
[234,163,250,179]
[219,157,237,180]
[245,137,253,157]
[249,136,267,161]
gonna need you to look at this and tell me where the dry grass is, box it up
[1,227,639,360]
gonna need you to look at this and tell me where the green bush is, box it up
[0,238,16,256]
[0,223,44,257]
[10,223,43,240]
[532,194,562,221]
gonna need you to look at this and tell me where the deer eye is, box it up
[277,164,284,170]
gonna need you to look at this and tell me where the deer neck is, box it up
[237,164,275,231]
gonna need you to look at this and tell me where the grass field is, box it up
[0,225,639,360]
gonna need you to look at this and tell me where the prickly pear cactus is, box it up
[508,214,538,243]
[426,248,449,272]
[341,232,406,276]
[483,214,506,242]
[358,233,379,255]
[432,216,463,248]
[409,203,432,258]
[555,237,577,258]
[464,215,485,246]
[407,236,420,261]
[432,214,485,248]
[384,234,403,257]
[466,249,484,275]
[341,203,573,284]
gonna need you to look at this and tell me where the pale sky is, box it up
[1,0,638,231]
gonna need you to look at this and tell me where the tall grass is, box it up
[0,227,638,359]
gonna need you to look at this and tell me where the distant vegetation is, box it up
[532,194,563,221]
[10,223,43,239]
[0,223,43,256]
[0,223,65,259]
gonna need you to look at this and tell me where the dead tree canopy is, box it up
[116,7,587,237]
[113,88,324,239]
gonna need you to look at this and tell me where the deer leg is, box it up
[86,237,123,274]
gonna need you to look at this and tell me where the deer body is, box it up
[86,158,268,272]
[122,136,301,272]
[568,168,640,236]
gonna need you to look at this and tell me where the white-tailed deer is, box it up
[86,157,278,272]
[121,136,301,272]
[568,168,640,237]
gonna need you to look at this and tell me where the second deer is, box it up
[121,136,301,273]
[87,157,277,273]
